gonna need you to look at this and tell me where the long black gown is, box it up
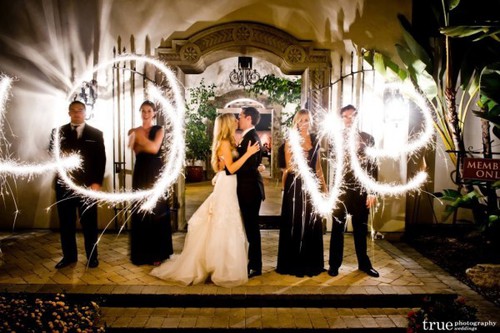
[276,135,324,277]
[130,125,173,265]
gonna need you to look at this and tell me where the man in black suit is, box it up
[328,104,379,278]
[50,101,106,269]
[236,106,265,278]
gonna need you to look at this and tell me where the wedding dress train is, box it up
[151,171,248,287]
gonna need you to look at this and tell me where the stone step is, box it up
[97,292,456,309]
[7,289,457,309]
[100,306,411,332]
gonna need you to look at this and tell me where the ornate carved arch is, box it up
[157,21,330,76]
[156,22,332,228]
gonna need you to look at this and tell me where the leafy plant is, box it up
[438,183,500,232]
[364,2,499,167]
[185,79,217,165]
[439,188,485,223]
[249,74,301,126]
[437,15,500,231]
[474,63,500,140]
[364,12,466,166]
[187,79,218,121]
[364,0,500,233]
[407,296,477,333]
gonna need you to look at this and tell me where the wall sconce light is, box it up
[229,56,260,88]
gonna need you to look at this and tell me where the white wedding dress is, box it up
[151,171,248,287]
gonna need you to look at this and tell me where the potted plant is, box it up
[185,112,210,182]
[185,79,217,182]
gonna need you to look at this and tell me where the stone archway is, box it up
[157,21,331,112]
[157,21,332,228]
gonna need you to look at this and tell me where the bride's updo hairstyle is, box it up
[211,113,237,172]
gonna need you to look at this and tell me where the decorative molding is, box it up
[179,43,201,63]
[157,22,330,75]
[308,68,330,114]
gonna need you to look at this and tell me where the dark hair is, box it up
[140,100,156,112]
[340,104,356,115]
[69,100,86,110]
[242,106,261,125]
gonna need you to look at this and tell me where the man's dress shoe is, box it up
[88,258,99,268]
[248,269,262,278]
[327,268,339,277]
[360,266,379,277]
[55,258,76,269]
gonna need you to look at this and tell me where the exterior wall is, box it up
[0,0,413,229]
[432,111,484,224]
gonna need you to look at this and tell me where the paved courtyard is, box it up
[0,229,498,331]
[0,180,498,330]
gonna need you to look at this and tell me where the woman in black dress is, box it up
[276,109,327,277]
[128,100,173,266]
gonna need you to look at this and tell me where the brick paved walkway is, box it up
[0,230,498,331]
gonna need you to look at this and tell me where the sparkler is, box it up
[287,111,345,216]
[288,83,433,215]
[0,75,80,179]
[0,157,80,177]
[53,55,185,211]
[3,56,431,217]
[0,75,12,129]
[0,74,13,161]
[347,117,428,196]
[1,55,184,213]
[364,83,434,159]
[347,84,431,196]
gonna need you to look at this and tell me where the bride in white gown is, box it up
[151,113,260,287]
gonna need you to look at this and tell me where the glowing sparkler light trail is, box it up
[0,74,12,128]
[348,116,428,196]
[0,74,80,178]
[53,55,185,211]
[140,87,184,212]
[0,156,80,176]
[365,83,434,159]
[287,110,345,217]
[288,82,433,213]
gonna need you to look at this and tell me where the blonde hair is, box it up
[292,109,312,128]
[211,113,237,172]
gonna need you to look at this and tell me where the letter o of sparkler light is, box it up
[348,83,431,196]
[53,55,185,211]
[0,74,81,177]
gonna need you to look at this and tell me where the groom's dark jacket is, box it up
[50,123,106,187]
[230,128,265,201]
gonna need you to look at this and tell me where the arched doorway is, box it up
[157,21,331,110]
[156,21,332,228]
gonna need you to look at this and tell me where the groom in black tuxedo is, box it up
[328,104,379,278]
[50,101,106,269]
[235,106,265,277]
